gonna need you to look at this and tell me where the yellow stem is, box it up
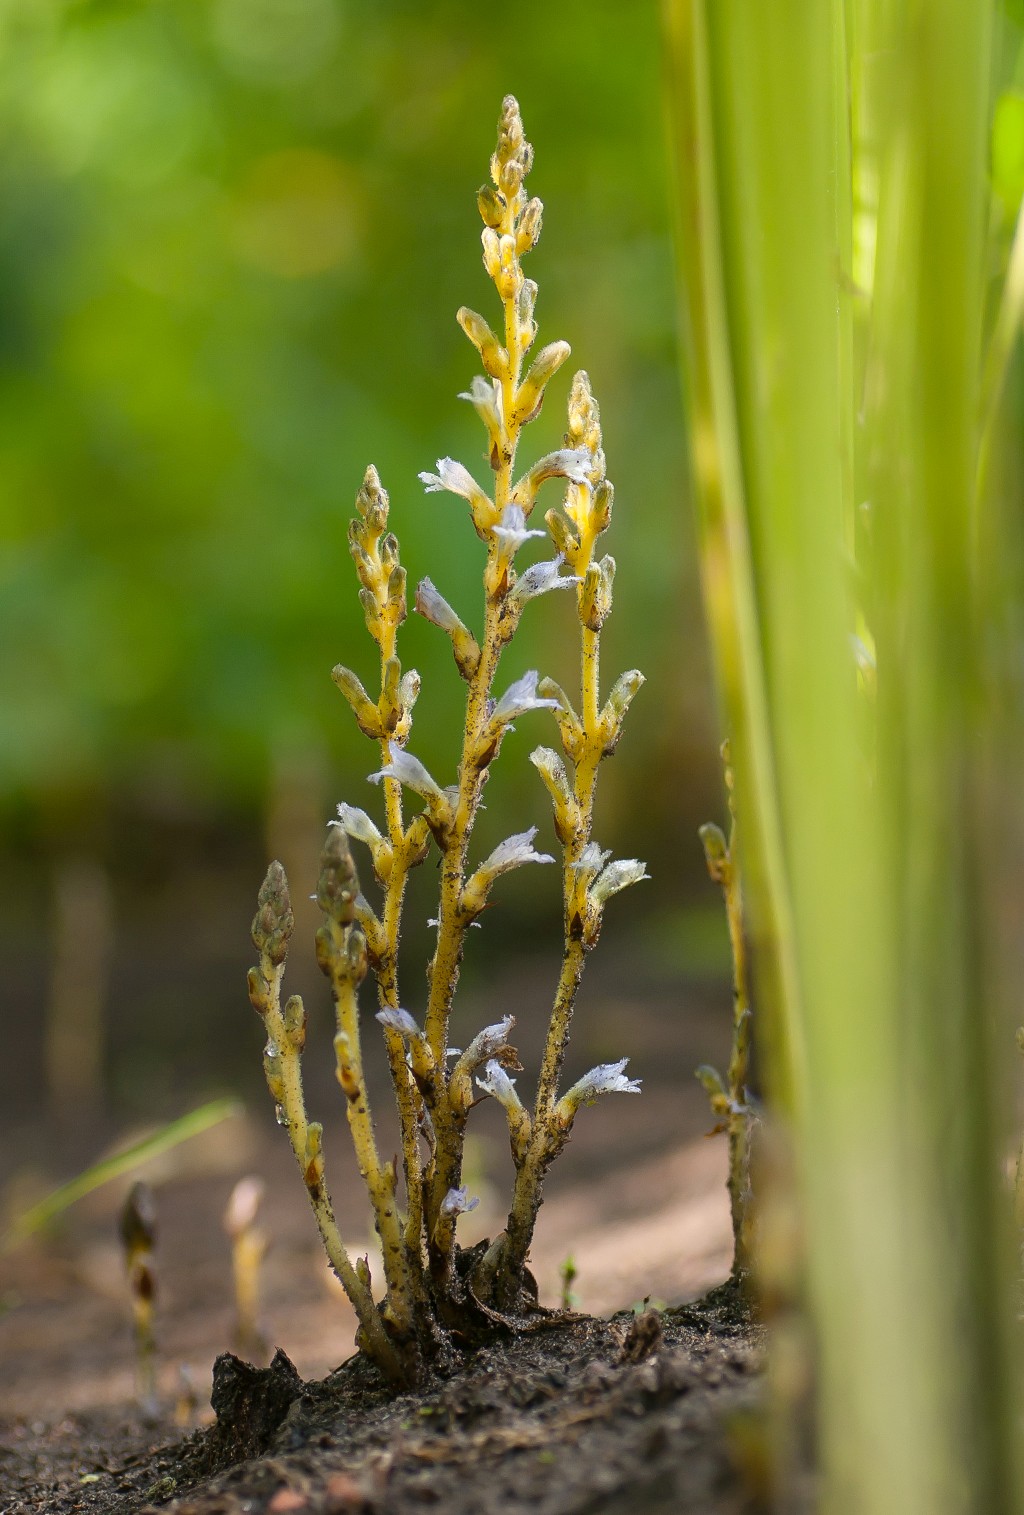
[422,220,527,1245]
[262,962,400,1376]
[330,953,415,1339]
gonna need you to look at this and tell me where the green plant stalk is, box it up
[862,0,1021,1505]
[661,0,806,1124]
[667,0,1024,1509]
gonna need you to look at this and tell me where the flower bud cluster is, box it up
[334,465,419,747]
[250,860,294,969]
[350,465,408,646]
[544,373,614,603]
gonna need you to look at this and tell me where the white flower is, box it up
[415,577,464,634]
[368,742,445,804]
[375,1007,421,1040]
[572,843,612,887]
[509,555,579,608]
[458,375,504,434]
[332,805,384,849]
[478,827,555,878]
[418,457,494,518]
[492,669,560,725]
[563,1057,642,1107]
[440,1185,479,1218]
[457,1016,515,1071]
[492,503,545,559]
[512,447,593,513]
[590,858,650,904]
[476,1059,523,1111]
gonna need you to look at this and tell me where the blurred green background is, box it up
[0,0,724,1132]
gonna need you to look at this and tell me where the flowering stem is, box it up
[249,896,401,1378]
[494,510,607,1302]
[422,175,531,1251]
[372,630,426,1267]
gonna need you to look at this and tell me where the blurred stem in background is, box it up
[45,849,113,1122]
[665,0,1024,1510]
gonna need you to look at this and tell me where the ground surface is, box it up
[1,947,746,1512]
[3,1290,765,1515]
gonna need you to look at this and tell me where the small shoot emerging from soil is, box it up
[247,96,646,1386]
[698,742,754,1274]
[559,1253,580,1311]
[224,1176,269,1365]
[120,1180,158,1414]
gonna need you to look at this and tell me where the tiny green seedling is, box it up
[247,97,647,1386]
[697,742,754,1274]
[559,1253,579,1311]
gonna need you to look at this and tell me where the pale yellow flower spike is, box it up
[247,97,646,1386]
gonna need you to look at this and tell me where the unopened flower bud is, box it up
[498,155,523,197]
[481,226,501,280]
[355,464,389,521]
[592,480,614,534]
[316,827,359,926]
[566,371,602,452]
[282,993,307,1051]
[304,1122,325,1191]
[357,586,380,637]
[518,279,538,348]
[544,508,580,562]
[529,745,579,842]
[332,665,383,739]
[537,677,585,761]
[457,307,508,380]
[516,197,543,255]
[600,669,645,751]
[477,184,504,228]
[251,861,294,966]
[699,823,730,886]
[579,555,615,631]
[513,340,571,427]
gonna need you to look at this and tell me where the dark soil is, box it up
[1,1284,765,1515]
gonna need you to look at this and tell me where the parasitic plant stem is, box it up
[247,97,646,1382]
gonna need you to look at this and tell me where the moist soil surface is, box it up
[2,1284,765,1515]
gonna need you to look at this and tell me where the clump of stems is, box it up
[247,97,646,1386]
[696,741,753,1274]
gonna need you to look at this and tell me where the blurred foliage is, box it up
[0,0,709,868]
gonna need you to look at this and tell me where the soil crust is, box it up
[2,1283,764,1515]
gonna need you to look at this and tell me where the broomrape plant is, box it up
[247,98,646,1386]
